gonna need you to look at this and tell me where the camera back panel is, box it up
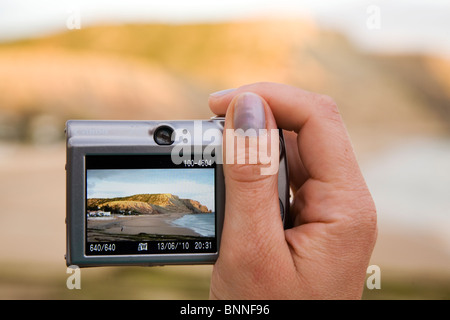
[65,119,289,267]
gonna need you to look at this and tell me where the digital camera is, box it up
[65,118,290,267]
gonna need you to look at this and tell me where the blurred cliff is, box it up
[0,20,449,299]
[0,21,449,145]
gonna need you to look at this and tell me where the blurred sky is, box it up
[1,0,449,57]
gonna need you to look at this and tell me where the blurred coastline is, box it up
[0,19,449,299]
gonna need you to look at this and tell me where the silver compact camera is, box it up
[65,118,290,267]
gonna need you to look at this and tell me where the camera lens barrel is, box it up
[153,125,175,145]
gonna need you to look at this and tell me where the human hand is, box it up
[208,82,377,299]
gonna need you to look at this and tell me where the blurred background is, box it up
[0,0,449,299]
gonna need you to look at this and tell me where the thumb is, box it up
[220,92,285,255]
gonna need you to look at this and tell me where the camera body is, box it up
[65,118,289,267]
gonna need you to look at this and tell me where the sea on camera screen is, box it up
[85,155,216,255]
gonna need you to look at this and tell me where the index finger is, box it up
[209,82,362,185]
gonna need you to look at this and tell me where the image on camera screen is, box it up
[85,155,216,255]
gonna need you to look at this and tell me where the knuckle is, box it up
[331,190,378,243]
[347,198,378,243]
[315,94,341,121]
[225,163,266,182]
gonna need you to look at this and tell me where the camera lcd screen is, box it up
[85,155,217,256]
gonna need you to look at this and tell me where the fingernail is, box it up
[210,88,236,97]
[233,92,266,136]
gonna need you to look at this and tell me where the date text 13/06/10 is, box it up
[157,241,213,251]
